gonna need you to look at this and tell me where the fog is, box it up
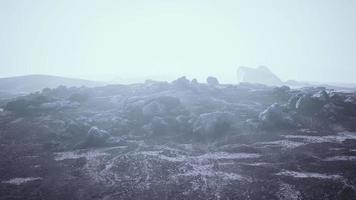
[1,0,356,84]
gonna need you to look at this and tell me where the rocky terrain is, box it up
[0,77,356,200]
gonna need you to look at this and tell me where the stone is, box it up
[172,76,190,88]
[206,76,219,86]
[142,96,183,117]
[259,103,295,129]
[296,90,329,115]
[82,126,110,147]
[193,111,234,137]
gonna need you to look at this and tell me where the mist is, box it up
[2,1,356,199]
[1,0,356,83]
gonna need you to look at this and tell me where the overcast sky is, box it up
[0,0,356,83]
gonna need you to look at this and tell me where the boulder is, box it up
[143,116,169,136]
[206,76,219,86]
[259,103,295,129]
[342,96,356,116]
[193,111,234,137]
[172,76,190,88]
[82,126,110,147]
[287,93,303,110]
[191,78,199,85]
[142,96,183,118]
[295,90,329,115]
[273,86,291,101]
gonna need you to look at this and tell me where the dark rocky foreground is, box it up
[0,78,356,200]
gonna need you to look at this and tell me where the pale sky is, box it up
[0,0,356,83]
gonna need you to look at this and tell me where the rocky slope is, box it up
[0,77,356,200]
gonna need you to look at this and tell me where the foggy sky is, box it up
[1,0,356,83]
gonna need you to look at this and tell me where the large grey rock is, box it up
[342,96,356,116]
[172,76,190,88]
[142,96,183,118]
[82,126,110,147]
[193,111,234,137]
[206,76,219,86]
[295,90,329,115]
[259,103,295,129]
[237,66,283,86]
[143,116,169,136]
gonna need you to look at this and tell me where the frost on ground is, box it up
[2,177,42,185]
[54,150,109,161]
[276,170,343,180]
[283,132,356,144]
[323,156,356,161]
[277,183,302,200]
[256,140,306,149]
[1,80,356,199]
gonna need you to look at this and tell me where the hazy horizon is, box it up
[1,0,356,84]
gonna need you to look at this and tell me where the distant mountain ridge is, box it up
[237,66,356,91]
[0,75,104,95]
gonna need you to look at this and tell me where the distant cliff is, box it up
[237,66,283,86]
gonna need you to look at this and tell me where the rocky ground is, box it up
[0,77,356,200]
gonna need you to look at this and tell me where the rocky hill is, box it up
[0,75,104,95]
[0,77,356,200]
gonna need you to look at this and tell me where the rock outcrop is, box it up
[206,76,219,86]
[237,66,283,86]
[259,103,295,129]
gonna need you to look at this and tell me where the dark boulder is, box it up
[142,96,184,118]
[143,116,169,136]
[343,96,356,116]
[206,76,219,86]
[287,93,303,110]
[82,126,110,147]
[172,76,190,88]
[273,85,291,101]
[191,78,199,85]
[295,90,329,115]
[193,111,234,138]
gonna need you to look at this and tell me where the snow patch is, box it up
[276,170,342,180]
[257,140,305,149]
[283,131,356,144]
[323,156,356,161]
[2,177,42,185]
[196,152,260,160]
[54,150,109,161]
[181,163,244,181]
